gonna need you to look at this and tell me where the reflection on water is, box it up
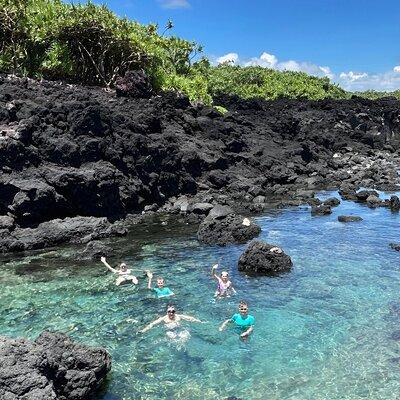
[1,192,400,399]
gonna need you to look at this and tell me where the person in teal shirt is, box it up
[219,300,254,340]
[146,270,174,298]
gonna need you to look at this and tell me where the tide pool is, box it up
[1,192,400,399]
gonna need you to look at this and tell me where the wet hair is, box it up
[120,263,127,269]
[239,300,248,307]
[167,303,176,310]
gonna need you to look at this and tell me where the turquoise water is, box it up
[1,191,400,399]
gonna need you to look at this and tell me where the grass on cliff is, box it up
[0,0,392,104]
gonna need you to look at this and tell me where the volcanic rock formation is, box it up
[238,240,293,275]
[1,76,400,252]
[0,331,111,400]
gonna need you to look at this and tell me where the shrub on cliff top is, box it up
[0,0,204,91]
[207,65,347,100]
[0,0,348,103]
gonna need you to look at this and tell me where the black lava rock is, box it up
[79,240,114,260]
[115,70,153,98]
[0,331,111,400]
[390,195,400,211]
[1,77,400,254]
[311,204,332,216]
[323,197,341,207]
[356,190,379,202]
[197,213,261,246]
[390,243,400,251]
[338,215,363,222]
[238,240,293,275]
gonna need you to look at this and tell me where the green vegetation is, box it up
[213,105,228,115]
[0,0,204,96]
[352,90,400,100]
[0,0,396,104]
[206,65,346,100]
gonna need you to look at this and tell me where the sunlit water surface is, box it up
[1,191,400,399]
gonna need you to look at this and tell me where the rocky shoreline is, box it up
[1,75,400,253]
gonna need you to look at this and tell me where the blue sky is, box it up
[96,0,400,91]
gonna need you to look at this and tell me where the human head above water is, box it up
[156,277,165,288]
[239,300,249,314]
[221,271,229,281]
[166,304,176,318]
[119,263,128,272]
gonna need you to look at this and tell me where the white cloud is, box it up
[339,71,368,81]
[158,0,190,9]
[394,66,400,73]
[319,66,334,80]
[241,52,334,79]
[245,52,278,68]
[337,70,400,91]
[278,60,301,71]
[216,53,239,65]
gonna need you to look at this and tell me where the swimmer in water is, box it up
[211,263,236,298]
[100,256,138,286]
[146,270,174,298]
[139,305,202,338]
[219,300,255,340]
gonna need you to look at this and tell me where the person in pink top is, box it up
[211,263,236,298]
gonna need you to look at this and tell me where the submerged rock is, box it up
[0,331,111,400]
[80,240,114,260]
[390,243,400,251]
[197,212,260,246]
[338,215,363,222]
[238,240,293,275]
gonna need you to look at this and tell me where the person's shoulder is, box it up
[231,313,239,320]
[248,315,255,324]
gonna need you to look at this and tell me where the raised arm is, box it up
[100,256,117,273]
[211,264,219,280]
[180,314,202,323]
[139,316,164,333]
[146,270,153,289]
[219,319,231,331]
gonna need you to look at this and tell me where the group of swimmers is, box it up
[100,256,255,341]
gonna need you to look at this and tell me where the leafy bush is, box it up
[207,65,347,100]
[0,0,202,90]
[0,0,372,104]
[351,90,400,100]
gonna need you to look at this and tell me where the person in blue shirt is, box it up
[146,270,174,298]
[219,300,255,340]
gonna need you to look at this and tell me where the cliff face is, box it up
[0,75,399,252]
